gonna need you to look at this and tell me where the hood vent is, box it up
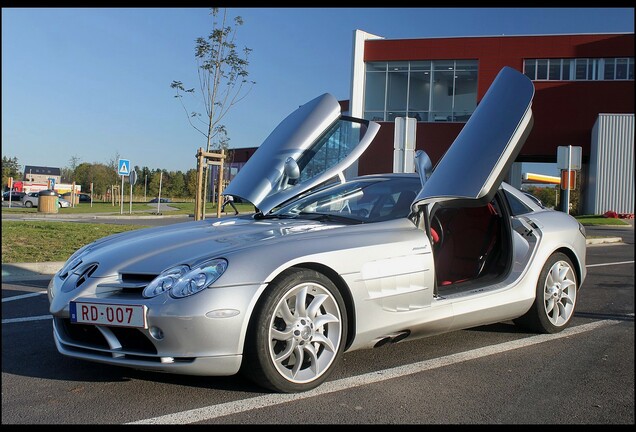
[59,259,82,280]
[76,263,98,288]
[62,262,99,292]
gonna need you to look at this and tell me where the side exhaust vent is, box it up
[373,330,411,348]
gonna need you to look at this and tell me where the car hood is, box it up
[224,93,380,215]
[74,219,344,278]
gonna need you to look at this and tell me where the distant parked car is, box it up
[61,192,91,203]
[2,191,26,202]
[22,192,71,208]
[149,197,171,203]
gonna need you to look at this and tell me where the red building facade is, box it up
[353,32,634,175]
[230,32,633,191]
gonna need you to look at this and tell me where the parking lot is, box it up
[2,227,633,424]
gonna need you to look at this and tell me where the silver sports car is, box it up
[48,67,587,393]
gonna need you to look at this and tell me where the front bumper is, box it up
[52,318,243,375]
[48,273,264,376]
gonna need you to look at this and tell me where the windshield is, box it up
[266,176,421,223]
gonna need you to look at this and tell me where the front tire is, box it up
[24,201,33,208]
[514,252,578,333]
[242,268,347,393]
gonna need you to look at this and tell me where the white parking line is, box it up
[586,260,634,268]
[3,315,52,324]
[128,319,619,425]
[2,291,47,302]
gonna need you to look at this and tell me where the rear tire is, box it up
[242,268,347,393]
[514,252,578,333]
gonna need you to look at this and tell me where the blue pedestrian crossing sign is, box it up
[118,159,131,176]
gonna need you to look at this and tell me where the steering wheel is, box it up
[356,208,369,218]
[431,213,444,247]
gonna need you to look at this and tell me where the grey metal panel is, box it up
[224,93,341,208]
[584,119,600,215]
[589,114,635,214]
[414,66,534,207]
[225,93,380,215]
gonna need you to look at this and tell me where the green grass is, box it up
[1,201,255,216]
[575,215,632,226]
[1,220,149,263]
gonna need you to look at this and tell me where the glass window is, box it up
[386,111,407,122]
[452,70,477,121]
[363,59,477,123]
[616,58,628,79]
[548,59,561,80]
[522,57,633,81]
[364,112,384,122]
[297,119,366,183]
[433,60,454,70]
[602,58,613,80]
[562,60,571,80]
[536,60,548,80]
[504,190,532,216]
[524,59,536,80]
[387,67,409,111]
[431,69,454,121]
[271,177,421,223]
[408,70,431,112]
[366,62,387,73]
[455,60,478,71]
[575,59,588,80]
[410,61,431,71]
[364,71,386,112]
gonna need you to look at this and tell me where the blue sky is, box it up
[2,7,634,175]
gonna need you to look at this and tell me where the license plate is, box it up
[70,302,147,328]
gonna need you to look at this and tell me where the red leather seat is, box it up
[434,203,499,286]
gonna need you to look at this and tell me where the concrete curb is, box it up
[586,236,624,245]
[1,236,623,282]
[2,262,65,282]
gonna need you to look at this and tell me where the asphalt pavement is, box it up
[1,210,632,282]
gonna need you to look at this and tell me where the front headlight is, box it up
[170,259,228,299]
[143,264,190,298]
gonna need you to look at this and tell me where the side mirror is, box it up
[284,157,300,180]
[414,150,433,186]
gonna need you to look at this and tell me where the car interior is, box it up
[429,195,510,296]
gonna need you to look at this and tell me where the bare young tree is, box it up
[61,155,81,183]
[171,8,255,204]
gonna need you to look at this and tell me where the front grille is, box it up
[58,318,157,355]
[110,326,158,353]
[111,273,157,294]
[61,320,109,349]
[121,273,156,284]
